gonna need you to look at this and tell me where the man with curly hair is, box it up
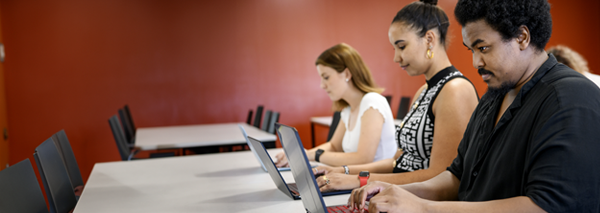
[349,0,600,212]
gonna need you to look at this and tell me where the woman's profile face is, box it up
[388,22,429,76]
[317,64,348,101]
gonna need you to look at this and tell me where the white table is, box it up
[310,116,403,147]
[135,123,276,150]
[310,116,403,127]
[310,116,334,127]
[73,149,349,213]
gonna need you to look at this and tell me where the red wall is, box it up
[0,0,598,183]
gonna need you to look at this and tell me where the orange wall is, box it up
[0,3,7,171]
[0,0,598,183]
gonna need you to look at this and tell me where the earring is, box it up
[426,46,434,59]
[345,78,349,82]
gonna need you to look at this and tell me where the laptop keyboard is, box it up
[327,205,368,213]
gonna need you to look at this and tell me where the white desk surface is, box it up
[311,116,403,126]
[135,122,276,150]
[74,149,348,213]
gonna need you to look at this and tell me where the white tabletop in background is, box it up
[310,116,334,126]
[311,116,403,127]
[73,149,348,213]
[135,122,276,150]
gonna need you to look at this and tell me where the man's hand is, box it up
[348,181,391,211]
[367,184,428,213]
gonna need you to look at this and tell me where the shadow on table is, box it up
[81,172,145,199]
[202,188,290,203]
[194,166,263,178]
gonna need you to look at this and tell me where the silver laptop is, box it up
[247,135,351,200]
[276,123,357,213]
[238,124,290,172]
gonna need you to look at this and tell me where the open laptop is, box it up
[276,123,361,213]
[247,135,352,200]
[238,124,290,172]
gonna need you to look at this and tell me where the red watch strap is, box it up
[359,175,369,187]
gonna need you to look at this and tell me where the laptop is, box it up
[276,123,361,213]
[238,124,290,172]
[247,135,352,200]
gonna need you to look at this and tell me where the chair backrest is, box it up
[0,159,49,213]
[34,137,78,213]
[123,105,136,131]
[327,111,341,141]
[261,110,272,131]
[51,130,84,195]
[109,115,131,161]
[118,108,134,145]
[384,95,392,107]
[397,96,411,119]
[253,105,264,128]
[267,111,280,134]
[246,110,253,125]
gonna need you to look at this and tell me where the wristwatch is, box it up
[315,149,325,162]
[359,171,370,187]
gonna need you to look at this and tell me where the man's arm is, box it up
[400,170,459,201]
[348,170,460,210]
[358,171,544,213]
[367,186,545,213]
[421,196,545,213]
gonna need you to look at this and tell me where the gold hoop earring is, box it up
[426,47,434,59]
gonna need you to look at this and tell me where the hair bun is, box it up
[420,0,438,6]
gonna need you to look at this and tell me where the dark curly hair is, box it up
[454,0,552,52]
[392,0,450,47]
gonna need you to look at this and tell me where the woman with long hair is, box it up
[275,43,397,167]
[314,0,479,192]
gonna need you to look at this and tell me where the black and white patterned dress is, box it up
[393,66,473,173]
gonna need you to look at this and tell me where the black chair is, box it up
[267,111,280,134]
[261,110,272,132]
[327,111,341,142]
[51,130,84,197]
[261,111,280,148]
[253,105,264,128]
[0,159,49,213]
[118,108,135,146]
[109,114,136,161]
[246,110,253,125]
[109,115,175,160]
[384,95,393,107]
[34,137,78,213]
[397,96,411,119]
[123,105,136,131]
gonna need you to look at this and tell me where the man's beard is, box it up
[486,81,516,97]
[479,68,516,97]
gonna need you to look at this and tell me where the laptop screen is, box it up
[276,123,327,213]
[238,124,268,171]
[247,136,297,199]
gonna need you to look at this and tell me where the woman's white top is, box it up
[340,92,397,162]
[584,72,600,88]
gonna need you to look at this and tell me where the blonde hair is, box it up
[315,43,384,111]
[547,45,589,74]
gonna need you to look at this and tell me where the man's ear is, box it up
[517,25,531,51]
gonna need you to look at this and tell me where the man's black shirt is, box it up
[447,54,600,212]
